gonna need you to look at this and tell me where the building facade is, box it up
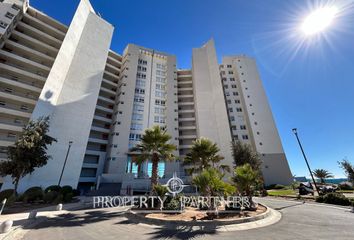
[0,0,292,193]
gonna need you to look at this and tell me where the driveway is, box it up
[16,198,354,240]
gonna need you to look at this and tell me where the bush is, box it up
[45,185,61,193]
[316,193,352,206]
[0,189,16,205]
[23,187,44,203]
[44,191,59,203]
[338,183,353,191]
[165,197,181,211]
[266,184,286,190]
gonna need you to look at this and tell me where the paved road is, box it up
[19,198,354,240]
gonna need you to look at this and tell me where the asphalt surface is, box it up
[19,198,354,240]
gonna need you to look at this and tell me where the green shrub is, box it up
[266,184,286,190]
[63,192,73,203]
[316,193,352,206]
[0,189,16,205]
[165,197,181,211]
[44,191,59,203]
[72,189,80,196]
[23,187,44,203]
[338,183,353,191]
[45,185,61,193]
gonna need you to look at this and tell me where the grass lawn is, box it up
[267,189,297,197]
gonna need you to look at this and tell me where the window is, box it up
[154,116,166,124]
[222,78,227,82]
[235,99,240,104]
[228,108,233,112]
[129,133,142,141]
[231,84,237,88]
[228,71,233,74]
[155,91,166,98]
[224,85,228,89]
[133,104,144,112]
[7,133,16,138]
[154,107,165,114]
[136,79,145,87]
[259,142,263,146]
[12,4,20,11]
[155,99,166,106]
[230,78,235,81]
[156,70,165,76]
[230,116,235,121]
[156,77,166,83]
[225,92,230,96]
[130,123,143,130]
[236,108,242,112]
[21,105,28,110]
[5,12,15,19]
[156,63,165,70]
[134,97,144,103]
[156,84,165,90]
[227,99,231,104]
[137,66,147,72]
[231,126,237,130]
[240,125,246,130]
[221,71,225,75]
[0,21,8,29]
[233,92,238,96]
[4,88,12,93]
[254,122,258,125]
[220,65,224,68]
[233,135,239,140]
[135,88,145,94]
[1,100,7,106]
[227,65,232,68]
[132,113,143,121]
[136,73,146,79]
[242,135,249,140]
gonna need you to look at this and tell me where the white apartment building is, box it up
[0,0,292,193]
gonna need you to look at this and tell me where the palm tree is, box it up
[231,140,261,170]
[312,169,334,184]
[183,138,230,174]
[338,158,354,185]
[131,126,176,188]
[232,163,260,206]
[193,168,235,210]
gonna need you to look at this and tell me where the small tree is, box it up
[231,141,261,170]
[232,163,260,205]
[312,169,334,184]
[184,138,230,174]
[131,126,176,188]
[193,168,235,210]
[0,116,56,193]
[338,158,354,186]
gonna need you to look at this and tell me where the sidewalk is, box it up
[0,197,92,240]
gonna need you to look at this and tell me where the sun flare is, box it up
[301,6,338,35]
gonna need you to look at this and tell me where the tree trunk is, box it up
[151,153,159,189]
[14,178,19,196]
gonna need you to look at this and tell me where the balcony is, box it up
[179,135,197,140]
[93,115,112,123]
[0,105,31,118]
[0,63,46,83]
[22,13,66,41]
[0,91,37,105]
[100,86,116,95]
[91,126,110,134]
[179,145,193,149]
[88,137,108,145]
[4,40,55,67]
[0,122,23,132]
[0,76,42,93]
[98,95,115,104]
[179,125,196,130]
[16,21,62,49]
[95,105,113,114]
[11,30,59,57]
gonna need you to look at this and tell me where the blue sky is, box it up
[30,0,354,178]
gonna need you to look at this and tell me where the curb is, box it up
[125,204,279,229]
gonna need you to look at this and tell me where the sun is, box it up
[301,6,338,35]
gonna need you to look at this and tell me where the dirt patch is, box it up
[145,205,267,222]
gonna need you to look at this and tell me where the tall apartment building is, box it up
[0,0,292,193]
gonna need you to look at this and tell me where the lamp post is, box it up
[58,141,73,186]
[292,128,319,196]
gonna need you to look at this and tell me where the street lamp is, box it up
[58,141,73,186]
[292,128,320,196]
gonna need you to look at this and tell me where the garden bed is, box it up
[126,204,270,226]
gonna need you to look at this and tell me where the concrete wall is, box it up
[5,0,114,192]
[192,39,233,169]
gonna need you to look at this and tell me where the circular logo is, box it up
[166,173,184,196]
